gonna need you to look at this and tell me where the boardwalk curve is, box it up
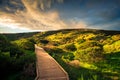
[35,45,69,80]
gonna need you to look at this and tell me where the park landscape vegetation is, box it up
[0,29,120,80]
[0,33,36,80]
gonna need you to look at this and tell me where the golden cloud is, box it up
[0,0,87,31]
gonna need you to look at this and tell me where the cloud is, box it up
[0,0,120,33]
[0,0,87,32]
[67,18,87,29]
[0,0,67,31]
[0,0,24,13]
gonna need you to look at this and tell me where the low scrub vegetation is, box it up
[33,29,120,80]
[0,29,120,80]
[0,35,36,80]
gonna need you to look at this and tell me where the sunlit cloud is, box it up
[0,0,67,32]
[0,17,20,29]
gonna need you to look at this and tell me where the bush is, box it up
[10,45,24,58]
[112,34,120,41]
[103,40,120,53]
[48,48,64,54]
[13,39,35,51]
[61,53,74,63]
[102,37,114,45]
[76,41,102,50]
[74,46,103,63]
[63,43,77,51]
[40,39,49,44]
[77,39,85,44]
[0,35,10,52]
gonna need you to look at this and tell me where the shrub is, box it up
[48,48,64,54]
[0,35,10,52]
[74,46,103,63]
[112,34,120,41]
[63,43,77,51]
[14,39,34,51]
[10,45,24,58]
[103,40,120,53]
[83,33,96,40]
[102,37,114,45]
[76,41,102,50]
[77,39,85,44]
[61,53,74,63]
[40,39,49,44]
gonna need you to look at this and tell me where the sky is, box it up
[0,0,120,33]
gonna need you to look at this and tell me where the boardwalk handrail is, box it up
[35,44,69,80]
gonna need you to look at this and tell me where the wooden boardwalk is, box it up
[35,45,69,80]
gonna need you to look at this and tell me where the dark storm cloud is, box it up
[58,0,120,30]
[91,1,120,30]
[53,0,120,22]
[86,0,120,22]
[0,0,24,13]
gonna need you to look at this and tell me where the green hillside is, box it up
[32,29,120,80]
[0,29,120,80]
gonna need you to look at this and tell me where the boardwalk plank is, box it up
[35,45,69,80]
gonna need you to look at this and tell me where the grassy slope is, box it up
[32,29,120,80]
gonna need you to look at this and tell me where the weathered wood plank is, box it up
[35,45,69,80]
